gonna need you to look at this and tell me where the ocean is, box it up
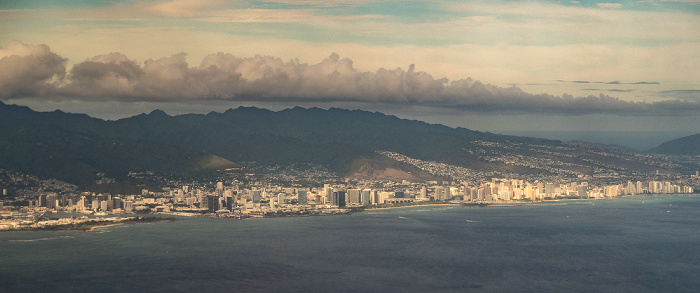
[2,195,700,292]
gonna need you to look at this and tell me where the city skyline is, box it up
[1,0,699,136]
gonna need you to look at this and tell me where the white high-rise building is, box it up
[361,189,372,205]
[347,189,361,204]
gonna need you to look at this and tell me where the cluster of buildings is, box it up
[1,176,694,223]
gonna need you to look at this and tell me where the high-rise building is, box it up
[347,189,361,204]
[325,187,333,203]
[277,193,285,206]
[113,197,122,210]
[216,182,224,197]
[636,181,644,194]
[76,196,85,210]
[434,186,443,201]
[605,185,618,197]
[208,195,220,212]
[46,193,58,210]
[577,185,587,198]
[332,191,346,207]
[226,196,234,210]
[251,190,261,203]
[298,190,308,205]
[361,189,371,205]
[39,194,47,207]
[627,181,636,194]
[124,201,133,213]
[544,183,555,197]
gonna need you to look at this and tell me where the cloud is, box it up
[0,41,66,99]
[607,81,660,85]
[196,9,317,23]
[146,0,225,18]
[2,41,699,115]
[659,89,700,101]
[596,3,623,9]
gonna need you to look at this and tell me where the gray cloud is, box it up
[607,81,660,85]
[1,41,699,115]
[660,90,700,94]
[658,89,700,101]
[0,41,66,99]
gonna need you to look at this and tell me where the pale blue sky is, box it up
[1,0,699,138]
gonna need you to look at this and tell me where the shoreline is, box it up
[362,203,461,211]
[86,222,125,232]
[1,217,176,232]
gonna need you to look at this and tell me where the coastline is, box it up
[86,222,125,232]
[1,216,176,232]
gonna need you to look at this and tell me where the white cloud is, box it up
[596,3,623,9]
[196,9,317,23]
[146,0,226,17]
[2,42,698,115]
[660,0,700,3]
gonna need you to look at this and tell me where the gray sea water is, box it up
[2,195,700,292]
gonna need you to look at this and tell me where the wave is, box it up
[8,235,75,242]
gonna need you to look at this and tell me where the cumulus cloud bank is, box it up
[1,41,698,114]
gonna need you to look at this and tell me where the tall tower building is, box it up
[298,190,308,205]
[325,187,333,203]
[251,190,262,203]
[208,195,220,212]
[332,191,346,207]
[434,186,443,201]
[216,182,224,197]
[361,189,371,205]
[347,189,361,204]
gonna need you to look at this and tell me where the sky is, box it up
[1,0,699,147]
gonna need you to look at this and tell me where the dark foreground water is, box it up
[2,195,700,292]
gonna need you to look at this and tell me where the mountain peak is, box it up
[147,109,170,118]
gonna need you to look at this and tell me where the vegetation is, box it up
[649,134,700,156]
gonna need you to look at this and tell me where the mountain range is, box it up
[0,100,696,186]
[649,134,700,156]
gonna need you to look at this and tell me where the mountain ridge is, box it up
[0,101,236,186]
[649,133,700,156]
[1,100,691,185]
